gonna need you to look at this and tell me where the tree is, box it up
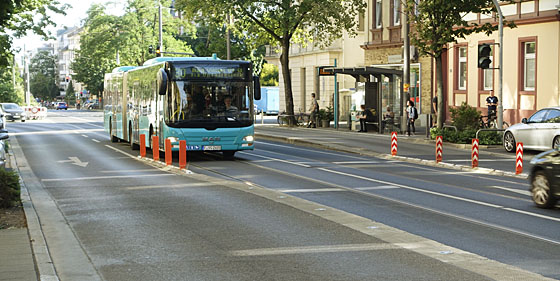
[261,63,278,86]
[29,50,58,101]
[404,0,514,129]
[0,55,24,103]
[72,0,194,96]
[65,80,75,105]
[0,0,68,67]
[176,0,366,125]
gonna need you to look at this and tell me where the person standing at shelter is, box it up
[486,90,498,121]
[406,100,418,136]
[431,96,438,127]
[307,93,319,128]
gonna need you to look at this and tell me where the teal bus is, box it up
[104,57,261,158]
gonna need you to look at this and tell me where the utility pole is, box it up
[492,0,504,128]
[158,1,163,55]
[226,13,231,60]
[402,2,410,133]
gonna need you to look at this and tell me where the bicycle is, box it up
[479,113,510,129]
[276,111,310,126]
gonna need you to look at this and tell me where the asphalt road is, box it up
[7,110,559,280]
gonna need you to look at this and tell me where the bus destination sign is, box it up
[176,65,247,80]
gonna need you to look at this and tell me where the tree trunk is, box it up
[280,39,296,126]
[435,55,444,129]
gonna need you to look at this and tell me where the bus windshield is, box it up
[166,80,253,128]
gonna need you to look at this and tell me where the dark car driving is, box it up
[529,149,560,208]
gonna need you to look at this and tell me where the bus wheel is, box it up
[130,126,139,150]
[223,151,235,160]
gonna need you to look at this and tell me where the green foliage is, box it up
[0,169,21,209]
[260,63,278,86]
[318,106,334,121]
[72,0,195,95]
[450,102,481,131]
[182,21,255,59]
[0,58,24,104]
[0,0,68,67]
[29,50,58,101]
[430,127,503,145]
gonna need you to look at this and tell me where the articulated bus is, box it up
[103,57,261,158]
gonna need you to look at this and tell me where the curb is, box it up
[255,132,528,180]
[7,141,60,281]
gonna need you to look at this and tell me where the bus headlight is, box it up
[167,137,179,143]
[243,135,254,142]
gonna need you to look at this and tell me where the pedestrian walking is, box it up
[431,96,437,127]
[406,100,418,136]
[307,93,319,128]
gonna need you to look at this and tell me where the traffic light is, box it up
[156,45,161,57]
[478,44,492,69]
[148,45,154,54]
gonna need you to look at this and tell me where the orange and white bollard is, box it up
[165,138,172,166]
[516,142,523,174]
[140,134,146,158]
[472,138,479,168]
[435,136,443,163]
[152,135,160,161]
[391,132,397,156]
[179,140,187,169]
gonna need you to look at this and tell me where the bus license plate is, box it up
[203,146,221,151]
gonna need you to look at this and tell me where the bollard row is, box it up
[138,133,188,170]
[388,133,523,174]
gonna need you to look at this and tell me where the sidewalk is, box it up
[0,150,37,281]
[254,123,525,179]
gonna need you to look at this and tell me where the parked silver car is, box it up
[503,107,560,152]
[0,129,9,169]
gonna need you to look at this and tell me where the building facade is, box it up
[55,27,83,99]
[449,0,560,124]
[264,13,367,120]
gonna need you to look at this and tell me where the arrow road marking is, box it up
[57,156,89,168]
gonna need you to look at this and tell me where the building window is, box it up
[523,42,536,91]
[458,47,467,90]
[358,11,365,31]
[393,0,401,26]
[375,0,382,29]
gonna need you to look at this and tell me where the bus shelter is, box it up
[324,66,403,134]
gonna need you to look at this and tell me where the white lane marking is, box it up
[41,173,173,182]
[105,144,137,158]
[9,128,104,136]
[92,139,100,143]
[81,134,89,138]
[490,185,531,196]
[356,185,400,191]
[243,152,311,168]
[332,161,379,164]
[278,188,345,193]
[100,169,158,173]
[245,152,560,224]
[320,168,503,208]
[126,182,218,190]
[503,208,560,222]
[446,159,514,162]
[255,141,369,160]
[230,243,397,257]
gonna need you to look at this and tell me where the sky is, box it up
[13,0,124,55]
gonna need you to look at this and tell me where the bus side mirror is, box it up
[253,76,261,100]
[158,69,168,96]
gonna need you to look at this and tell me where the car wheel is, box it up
[553,136,560,150]
[503,131,516,152]
[531,170,557,208]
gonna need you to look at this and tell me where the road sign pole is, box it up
[436,136,443,163]
[391,132,398,156]
[472,139,479,168]
[516,142,523,174]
